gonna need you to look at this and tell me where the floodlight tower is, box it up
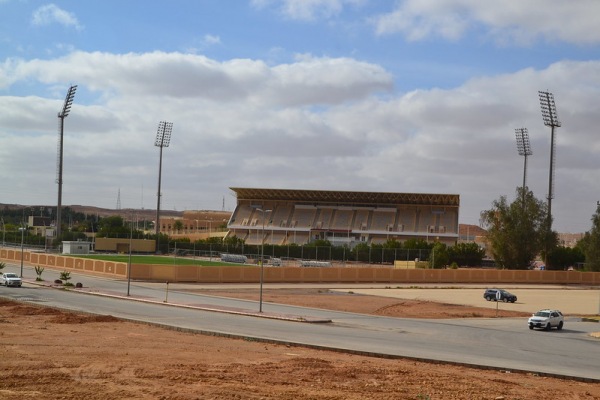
[56,85,77,239]
[154,121,173,253]
[515,128,532,204]
[538,91,561,227]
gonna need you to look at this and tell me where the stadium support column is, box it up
[56,85,77,240]
[154,121,173,254]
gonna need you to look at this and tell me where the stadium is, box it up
[225,187,460,248]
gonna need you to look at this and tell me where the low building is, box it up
[62,240,91,255]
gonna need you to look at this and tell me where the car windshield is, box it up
[4,273,18,278]
[534,311,550,317]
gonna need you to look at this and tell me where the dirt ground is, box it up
[1,289,599,400]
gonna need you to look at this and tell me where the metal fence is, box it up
[167,242,432,265]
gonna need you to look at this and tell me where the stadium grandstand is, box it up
[226,188,460,247]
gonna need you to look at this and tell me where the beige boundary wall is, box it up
[94,238,156,253]
[2,249,600,285]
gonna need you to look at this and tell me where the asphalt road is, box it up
[1,264,599,382]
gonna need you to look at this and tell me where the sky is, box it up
[1,0,600,233]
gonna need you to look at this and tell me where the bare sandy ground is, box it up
[2,288,599,399]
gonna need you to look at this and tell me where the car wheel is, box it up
[485,296,492,301]
[545,323,551,331]
[557,321,563,330]
[511,299,516,303]
[529,324,534,330]
[502,298,508,303]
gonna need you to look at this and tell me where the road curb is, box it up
[24,279,332,324]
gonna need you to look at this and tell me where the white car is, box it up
[0,272,22,287]
[528,309,564,330]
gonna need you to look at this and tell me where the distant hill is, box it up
[1,203,183,221]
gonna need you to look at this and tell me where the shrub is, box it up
[59,271,72,285]
[34,265,45,281]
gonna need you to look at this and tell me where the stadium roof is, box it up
[230,188,459,207]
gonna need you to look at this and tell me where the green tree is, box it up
[223,235,243,248]
[448,242,486,267]
[96,216,130,238]
[382,239,402,249]
[307,239,332,247]
[480,187,550,269]
[583,204,600,271]
[547,246,584,270]
[429,242,449,269]
[351,242,370,262]
[173,220,184,233]
[206,236,224,244]
[403,238,431,250]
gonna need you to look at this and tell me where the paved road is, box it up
[1,264,599,381]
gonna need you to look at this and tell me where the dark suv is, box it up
[483,288,517,303]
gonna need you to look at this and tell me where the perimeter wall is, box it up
[2,249,599,285]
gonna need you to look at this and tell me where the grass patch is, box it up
[65,254,248,267]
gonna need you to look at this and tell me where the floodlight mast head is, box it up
[538,91,561,128]
[58,85,77,118]
[155,121,173,148]
[515,128,532,156]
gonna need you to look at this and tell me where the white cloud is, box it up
[203,34,221,46]
[1,51,599,231]
[0,51,392,106]
[251,0,365,21]
[31,4,83,31]
[373,0,600,45]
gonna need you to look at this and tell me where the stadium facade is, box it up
[226,188,459,247]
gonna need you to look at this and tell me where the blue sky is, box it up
[1,0,600,233]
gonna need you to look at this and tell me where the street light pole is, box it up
[19,224,25,277]
[127,213,133,296]
[254,207,272,313]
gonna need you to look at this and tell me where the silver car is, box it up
[528,309,564,330]
[0,272,22,287]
